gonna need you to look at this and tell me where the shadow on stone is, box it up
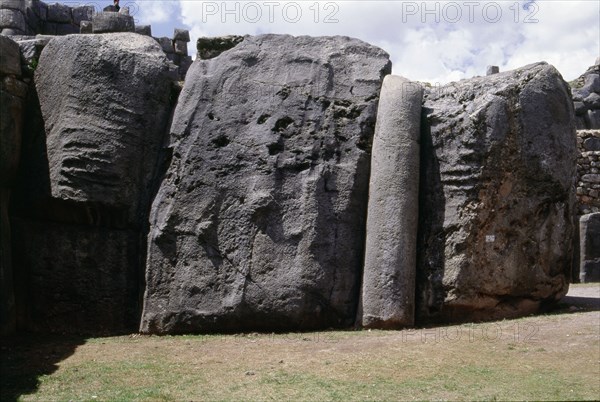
[415,106,447,323]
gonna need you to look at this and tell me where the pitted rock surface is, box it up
[418,62,577,323]
[141,34,391,334]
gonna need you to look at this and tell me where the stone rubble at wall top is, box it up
[572,62,600,130]
[0,0,193,80]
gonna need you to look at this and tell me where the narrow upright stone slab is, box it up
[174,40,187,55]
[580,213,600,282]
[174,28,190,42]
[360,75,422,329]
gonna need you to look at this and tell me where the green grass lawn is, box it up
[2,294,599,401]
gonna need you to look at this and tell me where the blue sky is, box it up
[95,0,598,84]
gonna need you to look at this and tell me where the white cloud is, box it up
[134,0,598,83]
[131,0,180,25]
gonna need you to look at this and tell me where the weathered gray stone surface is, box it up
[174,28,190,42]
[197,35,245,60]
[586,109,600,128]
[579,213,600,282]
[71,5,94,25]
[0,35,21,76]
[80,19,91,33]
[141,34,391,334]
[46,2,70,23]
[0,8,27,33]
[17,36,51,75]
[10,33,176,333]
[135,24,151,36]
[418,62,576,323]
[572,63,600,129]
[576,130,600,215]
[156,36,174,53]
[486,66,499,75]
[92,11,134,33]
[0,0,26,12]
[35,33,176,221]
[360,75,422,329]
[174,39,187,55]
[0,77,26,185]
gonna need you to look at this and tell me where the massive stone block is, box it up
[418,62,577,323]
[579,213,600,282]
[141,34,391,334]
[35,33,176,222]
[0,35,21,76]
[10,33,176,333]
[92,12,134,33]
[360,75,422,329]
[72,5,94,26]
[0,8,27,34]
[12,219,140,333]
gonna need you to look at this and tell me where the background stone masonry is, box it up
[576,130,600,215]
[0,0,192,80]
[572,62,600,130]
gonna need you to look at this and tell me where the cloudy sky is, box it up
[101,0,597,84]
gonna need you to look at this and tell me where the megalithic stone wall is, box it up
[140,35,391,334]
[0,23,583,335]
[0,0,93,36]
[417,62,576,324]
[359,75,422,329]
[9,33,178,333]
[0,35,28,335]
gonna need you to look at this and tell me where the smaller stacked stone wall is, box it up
[1,1,193,80]
[1,0,93,36]
[572,64,600,130]
[154,29,192,80]
[576,130,600,215]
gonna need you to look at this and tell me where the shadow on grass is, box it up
[0,334,86,402]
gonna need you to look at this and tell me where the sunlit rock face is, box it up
[140,34,391,334]
[417,62,577,324]
[36,33,176,222]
